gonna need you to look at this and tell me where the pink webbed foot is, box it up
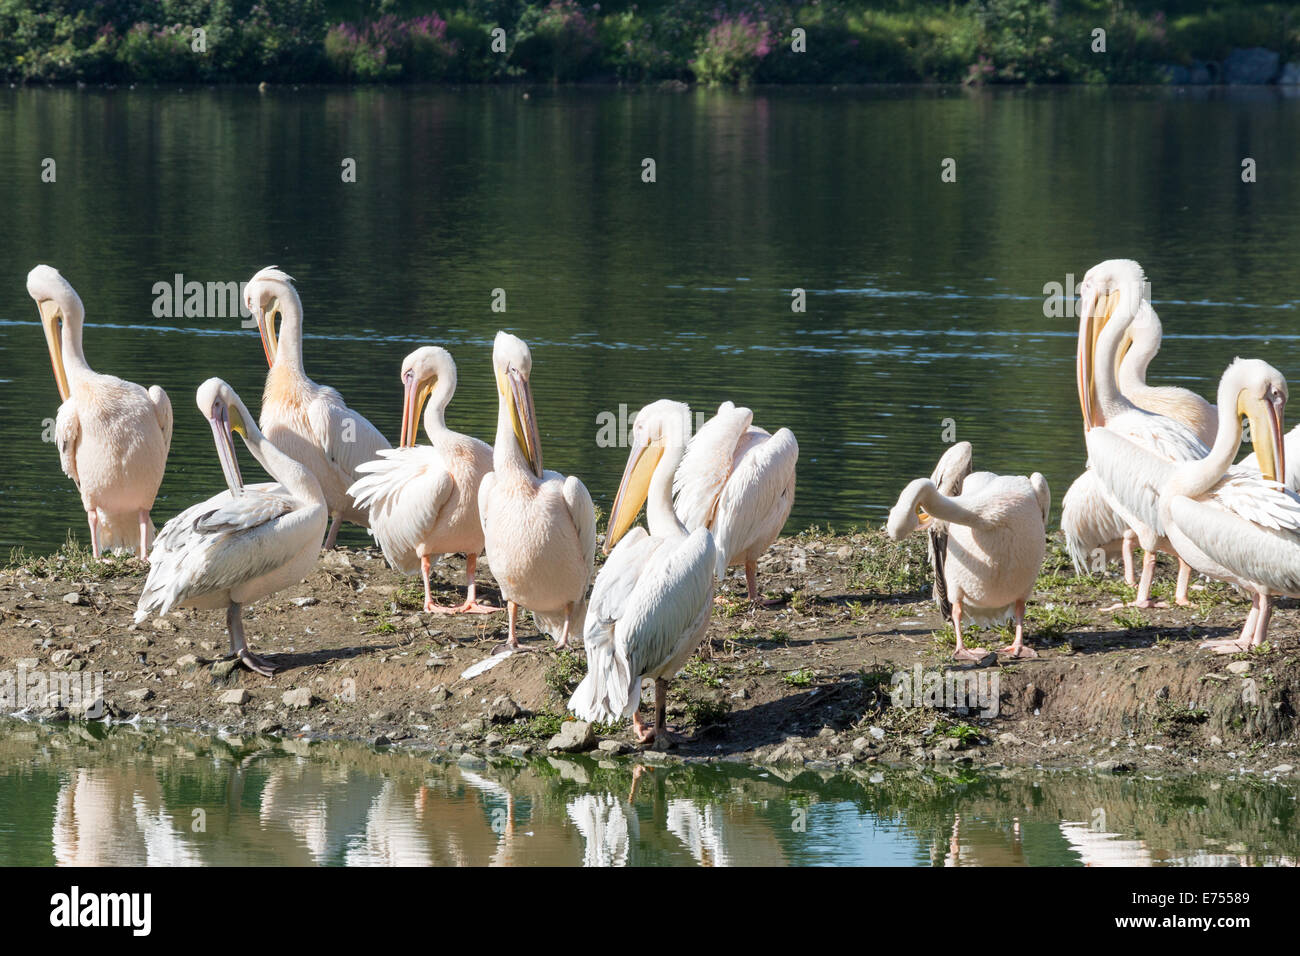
[1198,637,1253,655]
[999,643,1039,659]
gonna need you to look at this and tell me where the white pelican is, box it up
[1116,305,1218,446]
[1061,471,1137,580]
[1075,262,1207,607]
[887,443,1049,660]
[672,401,797,602]
[1238,424,1300,491]
[569,400,717,744]
[348,347,496,613]
[136,379,327,675]
[925,439,972,620]
[478,332,595,650]
[1158,358,1300,653]
[28,265,172,558]
[244,267,390,548]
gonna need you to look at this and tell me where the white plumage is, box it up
[673,400,797,601]
[348,347,495,613]
[28,265,172,558]
[245,267,390,549]
[570,400,717,744]
[136,379,326,676]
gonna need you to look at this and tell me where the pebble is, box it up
[1269,764,1294,775]
[835,545,853,562]
[176,654,199,668]
[282,688,314,708]
[62,592,85,606]
[488,696,521,722]
[211,659,239,679]
[547,720,596,753]
[598,739,631,755]
[1227,660,1251,675]
[292,597,319,607]
[125,689,153,702]
[219,689,250,706]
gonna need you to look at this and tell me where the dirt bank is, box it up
[2,531,1297,778]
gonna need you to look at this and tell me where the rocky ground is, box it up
[2,530,1298,779]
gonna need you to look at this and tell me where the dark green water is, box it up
[0,720,1295,866]
[3,86,1300,552]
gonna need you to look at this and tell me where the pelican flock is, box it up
[20,254,1300,753]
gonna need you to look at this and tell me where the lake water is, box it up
[3,85,1300,554]
[1,719,1295,866]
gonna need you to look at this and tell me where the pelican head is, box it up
[1077,258,1147,430]
[605,399,692,553]
[196,378,252,496]
[399,346,456,448]
[493,331,542,477]
[243,267,296,368]
[886,478,935,539]
[27,264,81,401]
[1226,358,1288,485]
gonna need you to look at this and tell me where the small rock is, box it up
[1269,764,1294,775]
[282,688,314,709]
[211,659,239,679]
[488,696,522,722]
[257,719,282,734]
[429,686,450,702]
[62,591,85,606]
[292,597,319,607]
[547,719,596,753]
[219,689,250,706]
[999,732,1024,746]
[598,739,631,755]
[50,649,75,667]
[1209,735,1223,747]
[459,718,487,735]
[868,726,886,741]
[835,545,853,563]
[176,654,199,669]
[457,754,487,770]
[1227,660,1251,675]
[125,688,153,703]
[151,618,176,633]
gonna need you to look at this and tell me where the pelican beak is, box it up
[498,367,542,477]
[1242,391,1286,486]
[1076,285,1118,431]
[400,371,433,449]
[916,506,934,530]
[38,299,70,401]
[208,400,245,496]
[1116,325,1134,378]
[255,299,280,368]
[606,432,663,554]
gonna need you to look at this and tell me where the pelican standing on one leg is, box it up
[888,443,1049,660]
[348,347,497,613]
[478,332,595,650]
[672,401,797,603]
[1158,359,1300,653]
[136,379,327,676]
[28,265,172,558]
[569,400,717,746]
[244,267,390,549]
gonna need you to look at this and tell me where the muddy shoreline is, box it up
[2,531,1297,779]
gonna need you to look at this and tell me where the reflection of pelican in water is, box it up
[664,799,789,866]
[52,768,200,866]
[567,793,638,867]
[938,814,1029,867]
[258,760,381,865]
[1058,822,1154,866]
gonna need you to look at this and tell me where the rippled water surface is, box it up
[3,86,1300,551]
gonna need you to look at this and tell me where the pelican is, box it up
[348,347,496,613]
[1238,424,1300,491]
[888,443,1049,660]
[245,267,390,548]
[135,379,327,676]
[1116,305,1218,446]
[568,400,717,745]
[672,401,797,602]
[1075,261,1207,607]
[1159,358,1300,653]
[478,332,595,650]
[925,440,972,620]
[28,265,172,558]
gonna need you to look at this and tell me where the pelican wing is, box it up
[926,442,972,618]
[136,485,310,617]
[305,390,392,482]
[1237,423,1300,492]
[1030,473,1051,528]
[673,401,752,529]
[571,528,716,721]
[709,427,798,575]
[1087,425,1201,534]
[149,385,173,453]
[348,447,455,570]
[563,474,597,590]
[54,400,81,489]
[1061,470,1130,573]
[1169,491,1300,596]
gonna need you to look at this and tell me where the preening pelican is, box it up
[348,347,496,613]
[478,332,595,650]
[28,265,172,558]
[245,267,390,548]
[1075,261,1207,607]
[672,401,797,602]
[888,442,1049,660]
[136,379,327,675]
[1158,359,1300,653]
[1116,305,1218,447]
[569,400,717,744]
[924,439,972,621]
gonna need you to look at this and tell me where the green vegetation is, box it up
[4,1,1296,86]
[544,648,587,697]
[6,538,143,580]
[782,666,815,687]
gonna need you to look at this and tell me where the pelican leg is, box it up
[998,600,1038,659]
[1123,551,1168,609]
[227,602,278,676]
[138,509,151,563]
[454,553,499,614]
[1174,559,1193,607]
[651,678,691,748]
[554,603,573,650]
[500,601,531,653]
[323,512,342,549]
[420,554,436,613]
[1121,530,1136,587]
[86,510,100,559]
[1200,592,1259,654]
[745,560,783,607]
[1252,594,1273,647]
[951,601,985,661]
